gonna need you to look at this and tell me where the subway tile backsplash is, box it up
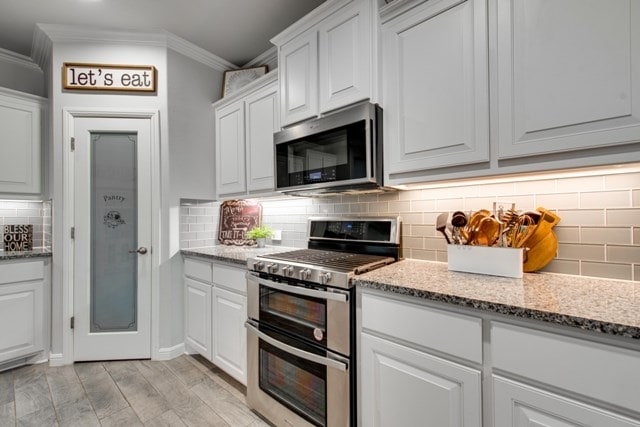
[0,200,52,250]
[180,167,640,281]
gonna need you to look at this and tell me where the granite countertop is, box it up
[354,259,640,340]
[0,248,52,260]
[181,245,299,266]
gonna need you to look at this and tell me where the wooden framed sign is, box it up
[3,224,33,251]
[218,200,262,246]
[63,63,157,92]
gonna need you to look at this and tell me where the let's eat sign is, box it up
[63,63,156,92]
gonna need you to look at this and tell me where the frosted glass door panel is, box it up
[90,133,137,333]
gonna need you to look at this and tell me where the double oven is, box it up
[245,217,401,426]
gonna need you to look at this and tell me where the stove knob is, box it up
[300,268,311,281]
[267,263,279,273]
[319,272,332,285]
[283,266,295,277]
[253,261,265,271]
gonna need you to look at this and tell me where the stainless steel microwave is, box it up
[274,102,383,196]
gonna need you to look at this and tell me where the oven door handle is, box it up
[245,271,349,303]
[245,320,349,372]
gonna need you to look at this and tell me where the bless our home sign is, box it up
[63,63,157,92]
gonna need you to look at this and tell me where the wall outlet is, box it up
[272,229,282,241]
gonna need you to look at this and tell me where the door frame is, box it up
[60,108,161,364]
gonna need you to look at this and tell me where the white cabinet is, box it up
[214,73,277,197]
[359,291,482,426]
[382,0,489,182]
[273,0,376,127]
[495,0,640,160]
[0,87,45,195]
[183,256,247,385]
[0,259,47,365]
[494,376,640,427]
[361,333,482,427]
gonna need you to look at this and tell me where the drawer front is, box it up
[492,322,640,414]
[0,260,44,285]
[184,257,213,283]
[361,292,482,364]
[212,264,246,294]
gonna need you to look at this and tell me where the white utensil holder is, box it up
[447,244,524,278]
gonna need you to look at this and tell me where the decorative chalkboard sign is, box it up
[3,224,33,251]
[218,200,262,246]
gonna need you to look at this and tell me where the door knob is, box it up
[129,247,148,255]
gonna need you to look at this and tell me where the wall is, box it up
[0,48,45,97]
[0,200,51,249]
[180,166,640,282]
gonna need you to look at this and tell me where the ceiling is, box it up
[0,0,325,66]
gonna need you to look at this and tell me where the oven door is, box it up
[245,320,350,427]
[246,271,351,356]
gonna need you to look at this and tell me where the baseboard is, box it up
[155,343,185,360]
[48,352,67,367]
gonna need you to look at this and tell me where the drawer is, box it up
[184,257,213,283]
[0,259,44,285]
[361,292,483,364]
[492,322,640,414]
[212,264,246,294]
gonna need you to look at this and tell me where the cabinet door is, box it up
[212,287,247,385]
[383,0,489,181]
[361,332,481,427]
[0,91,42,194]
[184,277,212,359]
[494,376,640,427]
[280,30,319,126]
[0,281,43,363]
[245,82,278,192]
[496,0,640,159]
[215,100,246,195]
[319,0,371,113]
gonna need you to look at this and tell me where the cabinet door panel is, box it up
[383,0,489,178]
[361,332,481,427]
[245,83,277,192]
[0,92,41,194]
[184,278,212,359]
[280,30,318,126]
[215,101,246,195]
[212,287,247,385]
[494,376,640,427]
[319,0,371,113]
[0,281,43,362]
[497,0,640,158]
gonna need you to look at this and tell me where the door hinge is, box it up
[70,137,75,151]
[70,316,75,329]
[70,227,75,239]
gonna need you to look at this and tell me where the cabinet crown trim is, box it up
[212,71,277,109]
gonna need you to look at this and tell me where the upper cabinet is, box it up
[0,87,45,195]
[495,0,640,160]
[214,72,278,198]
[273,0,377,127]
[381,0,640,185]
[382,0,489,183]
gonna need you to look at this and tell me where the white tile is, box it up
[410,200,435,212]
[606,208,640,226]
[408,249,437,261]
[514,179,556,195]
[580,190,631,209]
[606,245,640,264]
[633,190,640,207]
[557,243,605,261]
[536,193,580,210]
[580,227,632,245]
[435,198,464,211]
[554,226,580,243]
[581,261,632,281]
[463,197,496,211]
[557,209,605,226]
[388,200,411,213]
[542,259,580,275]
[475,182,516,197]
[556,175,604,192]
[604,172,640,190]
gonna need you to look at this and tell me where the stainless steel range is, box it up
[245,217,401,427]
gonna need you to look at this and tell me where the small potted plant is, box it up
[246,225,274,248]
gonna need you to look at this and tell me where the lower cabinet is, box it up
[0,258,47,365]
[183,256,247,385]
[361,332,482,426]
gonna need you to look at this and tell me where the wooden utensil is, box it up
[523,231,558,272]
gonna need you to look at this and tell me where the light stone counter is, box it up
[354,259,640,339]
[181,245,299,267]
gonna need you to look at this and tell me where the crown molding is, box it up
[212,69,277,110]
[0,47,42,72]
[242,46,277,70]
[31,24,237,72]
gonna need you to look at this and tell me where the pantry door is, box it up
[73,116,152,361]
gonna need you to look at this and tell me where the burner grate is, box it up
[260,249,393,273]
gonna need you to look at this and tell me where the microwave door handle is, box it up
[245,272,349,303]
[245,320,349,372]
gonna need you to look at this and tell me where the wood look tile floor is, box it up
[0,355,272,427]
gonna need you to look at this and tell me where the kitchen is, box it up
[0,0,639,426]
